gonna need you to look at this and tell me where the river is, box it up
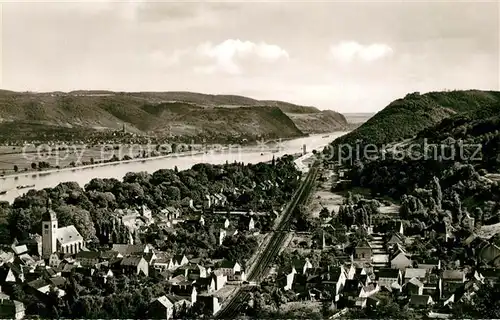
[0,132,347,203]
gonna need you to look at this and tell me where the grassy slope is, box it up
[0,91,347,140]
[331,90,500,147]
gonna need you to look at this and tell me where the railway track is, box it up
[215,163,320,319]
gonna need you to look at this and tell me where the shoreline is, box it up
[0,132,348,201]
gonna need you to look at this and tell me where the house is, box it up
[195,276,216,293]
[479,268,500,284]
[417,259,442,271]
[149,295,191,319]
[111,244,152,257]
[196,295,221,315]
[15,253,37,267]
[390,245,412,270]
[248,217,255,231]
[176,264,208,281]
[0,299,25,320]
[283,271,297,291]
[422,273,442,299]
[0,251,14,266]
[442,270,466,297]
[376,268,402,289]
[292,258,312,275]
[48,253,61,268]
[405,277,424,295]
[11,245,27,256]
[217,260,241,274]
[152,259,171,272]
[212,270,227,290]
[354,239,372,261]
[409,294,434,308]
[321,267,347,300]
[118,257,149,276]
[75,251,100,267]
[404,268,427,283]
[387,233,405,249]
[0,264,24,283]
[359,283,379,298]
[343,264,356,280]
[462,211,475,230]
[170,255,189,270]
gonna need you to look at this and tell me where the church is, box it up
[42,199,85,257]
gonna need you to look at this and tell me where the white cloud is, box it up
[330,41,393,62]
[196,39,289,74]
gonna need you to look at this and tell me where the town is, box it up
[0,147,498,319]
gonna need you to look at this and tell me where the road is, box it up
[215,162,320,319]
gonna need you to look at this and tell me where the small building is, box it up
[111,244,153,257]
[118,257,149,276]
[75,251,100,267]
[409,294,434,308]
[292,258,313,275]
[354,239,372,261]
[0,299,25,320]
[404,268,428,283]
[376,268,402,289]
[405,277,424,295]
[149,295,191,320]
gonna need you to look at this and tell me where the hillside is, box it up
[286,110,348,134]
[0,90,347,142]
[331,90,500,147]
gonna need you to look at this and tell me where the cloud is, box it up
[196,39,289,74]
[330,41,393,62]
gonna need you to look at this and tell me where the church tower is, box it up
[42,199,58,257]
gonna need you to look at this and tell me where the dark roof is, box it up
[480,268,500,279]
[112,244,147,256]
[442,270,464,281]
[322,268,343,281]
[404,268,427,279]
[76,251,100,260]
[120,256,144,267]
[49,276,67,287]
[343,279,362,293]
[292,259,308,270]
[100,250,120,260]
[377,268,400,279]
[219,260,237,269]
[407,277,424,288]
[356,238,372,249]
[173,255,187,264]
[28,278,49,289]
[409,295,432,306]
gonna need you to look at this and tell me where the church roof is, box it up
[56,226,83,245]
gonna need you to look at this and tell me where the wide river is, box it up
[0,132,347,203]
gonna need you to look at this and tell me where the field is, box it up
[0,143,206,175]
[310,170,345,218]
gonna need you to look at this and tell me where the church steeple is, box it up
[42,198,58,257]
[42,198,57,222]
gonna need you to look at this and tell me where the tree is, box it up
[454,282,500,318]
[31,162,37,170]
[54,205,97,242]
[13,165,18,173]
[319,207,330,219]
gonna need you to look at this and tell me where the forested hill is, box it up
[0,90,348,141]
[331,90,500,147]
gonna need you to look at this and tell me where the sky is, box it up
[0,0,498,113]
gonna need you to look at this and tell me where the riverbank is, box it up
[0,132,348,203]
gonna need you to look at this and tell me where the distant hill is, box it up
[331,90,500,147]
[0,90,348,142]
